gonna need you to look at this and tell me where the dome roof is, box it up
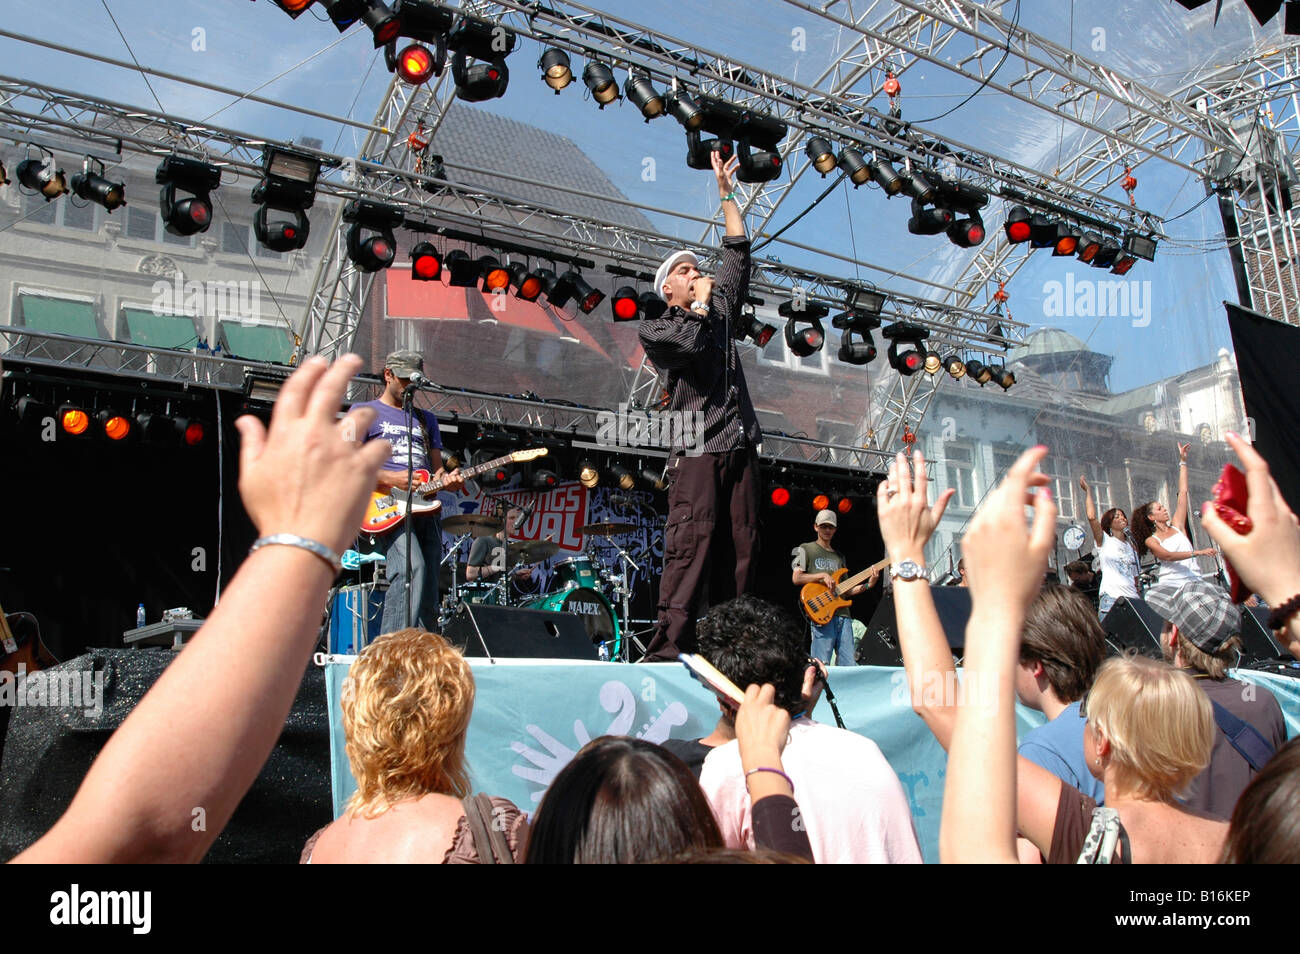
[1008,327,1093,363]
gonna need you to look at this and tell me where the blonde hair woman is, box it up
[302,629,526,863]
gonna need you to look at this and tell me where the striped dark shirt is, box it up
[638,235,762,454]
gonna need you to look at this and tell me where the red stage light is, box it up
[101,413,131,441]
[770,487,790,507]
[812,493,830,511]
[613,294,639,320]
[410,242,441,280]
[902,351,923,372]
[184,421,205,446]
[61,408,89,436]
[837,497,853,514]
[396,44,436,85]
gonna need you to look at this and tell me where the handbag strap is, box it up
[461,793,515,864]
[1210,700,1275,773]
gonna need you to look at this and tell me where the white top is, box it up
[1153,528,1200,585]
[1098,533,1140,599]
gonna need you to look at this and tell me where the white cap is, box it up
[654,249,699,303]
[815,509,837,527]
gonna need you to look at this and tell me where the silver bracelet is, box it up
[249,534,343,575]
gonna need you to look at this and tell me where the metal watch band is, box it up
[249,533,344,575]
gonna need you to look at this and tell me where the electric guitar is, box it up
[1,601,58,676]
[799,559,890,626]
[360,448,548,534]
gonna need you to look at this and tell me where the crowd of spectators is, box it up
[9,358,1299,864]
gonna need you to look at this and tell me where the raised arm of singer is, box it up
[637,151,761,661]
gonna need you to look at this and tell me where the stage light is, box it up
[883,323,929,377]
[180,419,207,446]
[611,463,636,491]
[737,303,776,347]
[944,354,966,379]
[846,287,886,315]
[444,249,479,287]
[641,466,667,490]
[907,199,953,236]
[900,168,937,203]
[666,89,704,130]
[71,158,125,212]
[156,155,220,237]
[578,459,600,488]
[252,206,306,252]
[1125,233,1158,261]
[1077,231,1103,263]
[869,156,904,195]
[611,286,640,321]
[964,358,993,386]
[837,147,871,186]
[1004,205,1032,243]
[1092,237,1121,269]
[544,270,575,309]
[812,493,830,511]
[539,48,572,92]
[14,396,51,430]
[735,111,787,184]
[924,352,943,375]
[1052,223,1079,257]
[59,404,90,437]
[583,61,619,106]
[836,496,853,515]
[738,139,782,183]
[452,51,508,101]
[361,0,401,46]
[990,365,1016,390]
[770,486,791,507]
[564,271,604,313]
[806,137,837,175]
[837,328,877,365]
[946,213,985,247]
[393,42,437,84]
[509,262,543,300]
[252,145,319,252]
[531,469,559,490]
[343,198,404,273]
[779,299,827,357]
[625,72,665,120]
[639,292,668,322]
[409,242,442,280]
[478,255,510,293]
[97,409,131,442]
[271,0,316,17]
[686,131,734,170]
[1028,213,1057,248]
[1110,251,1138,276]
[321,0,364,31]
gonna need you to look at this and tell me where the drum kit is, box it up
[438,514,645,661]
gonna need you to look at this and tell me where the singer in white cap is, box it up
[638,150,762,661]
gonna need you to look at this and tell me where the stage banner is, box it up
[324,660,1052,862]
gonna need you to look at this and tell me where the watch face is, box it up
[1063,525,1087,551]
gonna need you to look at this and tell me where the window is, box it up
[1045,456,1075,520]
[23,192,97,231]
[121,307,199,350]
[992,445,1020,479]
[221,222,247,255]
[1083,463,1112,514]
[218,320,293,364]
[16,292,101,338]
[945,442,978,510]
[62,198,96,231]
[23,193,58,226]
[817,419,857,445]
[126,206,157,241]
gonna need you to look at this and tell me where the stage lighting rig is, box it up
[686,131,734,170]
[611,286,639,321]
[625,72,665,120]
[443,249,479,287]
[71,157,125,212]
[963,358,993,386]
[478,255,510,293]
[252,145,320,252]
[907,198,952,236]
[539,48,573,92]
[666,89,704,130]
[837,147,871,186]
[156,155,220,237]
[448,15,514,101]
[409,242,442,280]
[344,198,404,272]
[16,152,68,201]
[737,303,776,347]
[735,111,788,184]
[1051,223,1079,256]
[883,323,929,377]
[508,262,544,301]
[271,0,316,17]
[779,298,827,357]
[805,137,836,175]
[583,61,619,107]
[1004,205,1031,244]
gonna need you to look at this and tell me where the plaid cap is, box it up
[384,349,424,379]
[1144,578,1240,654]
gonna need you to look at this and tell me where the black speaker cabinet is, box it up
[1240,605,1289,662]
[444,604,598,660]
[1101,597,1166,657]
[857,587,971,666]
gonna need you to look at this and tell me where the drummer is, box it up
[466,506,521,582]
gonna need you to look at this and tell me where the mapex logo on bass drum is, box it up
[569,601,603,616]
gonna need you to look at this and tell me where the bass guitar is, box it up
[361,448,548,534]
[799,558,890,626]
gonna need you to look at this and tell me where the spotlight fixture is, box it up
[1091,237,1121,269]
[770,486,791,507]
[1004,205,1032,244]
[882,323,929,377]
[508,262,543,301]
[539,48,572,92]
[963,358,993,386]
[610,463,636,491]
[837,327,877,365]
[943,354,966,379]
[447,13,515,60]
[1110,251,1138,276]
[562,271,604,313]
[666,89,704,130]
[625,72,665,120]
[779,299,828,357]
[252,145,320,252]
[71,157,125,212]
[583,61,619,107]
[578,459,600,488]
[686,130,734,170]
[58,404,91,438]
[836,496,854,515]
[1125,233,1158,261]
[360,0,401,46]
[907,198,953,236]
[97,408,132,442]
[451,50,508,101]
[443,249,479,287]
[343,198,404,272]
[837,147,871,186]
[923,353,943,375]
[641,466,668,491]
[409,241,442,280]
[805,137,837,175]
[546,271,576,310]
[478,255,510,293]
[639,292,668,322]
[1051,223,1080,257]
[254,206,309,252]
[1076,230,1103,263]
[271,0,316,17]
[990,364,1016,390]
[392,42,438,84]
[900,167,937,203]
[156,155,220,237]
[810,493,829,512]
[868,155,904,195]
[1028,213,1057,249]
[846,287,886,316]
[611,286,640,321]
[16,155,69,200]
[735,111,788,184]
[946,212,985,247]
[737,303,776,346]
[531,468,559,490]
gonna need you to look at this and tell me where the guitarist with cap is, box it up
[355,349,462,632]
[792,509,880,666]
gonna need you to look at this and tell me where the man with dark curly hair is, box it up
[695,595,921,863]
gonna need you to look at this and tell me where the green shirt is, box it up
[793,541,850,619]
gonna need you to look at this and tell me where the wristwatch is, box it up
[890,559,928,582]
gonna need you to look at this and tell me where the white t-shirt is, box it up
[1098,534,1140,599]
[1153,529,1200,584]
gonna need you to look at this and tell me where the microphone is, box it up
[407,371,434,388]
[513,502,535,532]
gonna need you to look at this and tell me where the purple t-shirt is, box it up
[355,400,442,473]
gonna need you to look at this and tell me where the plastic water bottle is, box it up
[136,603,146,629]
[597,641,610,662]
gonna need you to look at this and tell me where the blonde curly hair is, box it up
[341,629,474,817]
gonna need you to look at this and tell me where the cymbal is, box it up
[508,539,561,563]
[577,521,637,537]
[442,514,503,538]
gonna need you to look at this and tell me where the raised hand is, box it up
[1178,442,1191,462]
[711,148,740,198]
[877,450,955,564]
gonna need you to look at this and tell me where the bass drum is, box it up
[522,586,620,648]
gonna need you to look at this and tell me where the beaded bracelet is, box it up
[745,766,794,793]
[1267,592,1300,632]
[722,191,738,203]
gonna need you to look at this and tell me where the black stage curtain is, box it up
[1225,301,1300,515]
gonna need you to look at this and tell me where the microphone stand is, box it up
[402,384,418,630]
